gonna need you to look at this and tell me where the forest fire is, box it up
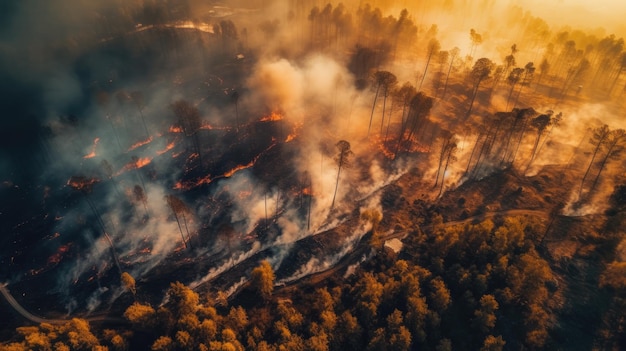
[157,141,176,155]
[128,136,153,151]
[5,1,626,349]
[370,136,397,159]
[173,174,212,190]
[66,176,100,191]
[169,125,183,133]
[260,111,283,122]
[223,160,256,178]
[82,138,100,159]
[117,157,152,175]
[47,244,72,265]
[284,122,302,142]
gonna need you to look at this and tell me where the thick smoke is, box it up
[2,0,626,314]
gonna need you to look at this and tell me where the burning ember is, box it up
[169,125,183,133]
[117,157,153,175]
[371,136,396,159]
[157,141,176,155]
[47,244,72,265]
[224,160,255,178]
[260,111,283,122]
[67,176,100,192]
[128,136,154,151]
[83,138,100,159]
[285,122,303,143]
[173,174,212,190]
[200,123,231,131]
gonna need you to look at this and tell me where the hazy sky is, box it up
[516,0,626,34]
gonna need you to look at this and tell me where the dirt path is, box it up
[0,283,68,325]
[0,283,124,326]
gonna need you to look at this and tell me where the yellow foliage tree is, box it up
[151,336,173,351]
[124,302,156,328]
[121,272,136,296]
[250,260,275,301]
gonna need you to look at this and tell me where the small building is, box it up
[384,238,403,255]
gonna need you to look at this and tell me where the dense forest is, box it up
[1,0,625,350]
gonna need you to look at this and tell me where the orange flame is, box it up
[83,138,100,159]
[157,141,176,155]
[224,160,255,178]
[371,135,396,159]
[169,125,183,133]
[117,157,152,175]
[128,136,153,151]
[134,157,152,168]
[302,187,313,196]
[173,174,212,190]
[67,176,100,191]
[47,244,72,265]
[260,111,283,122]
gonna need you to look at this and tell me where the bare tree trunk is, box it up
[84,194,122,274]
[442,55,455,99]
[465,81,481,119]
[465,132,484,175]
[380,88,388,134]
[264,192,268,229]
[434,138,450,187]
[182,213,192,248]
[420,51,434,90]
[505,83,517,110]
[438,150,454,197]
[368,84,381,137]
[172,211,187,249]
[579,141,604,196]
[331,153,344,210]
[589,141,619,195]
